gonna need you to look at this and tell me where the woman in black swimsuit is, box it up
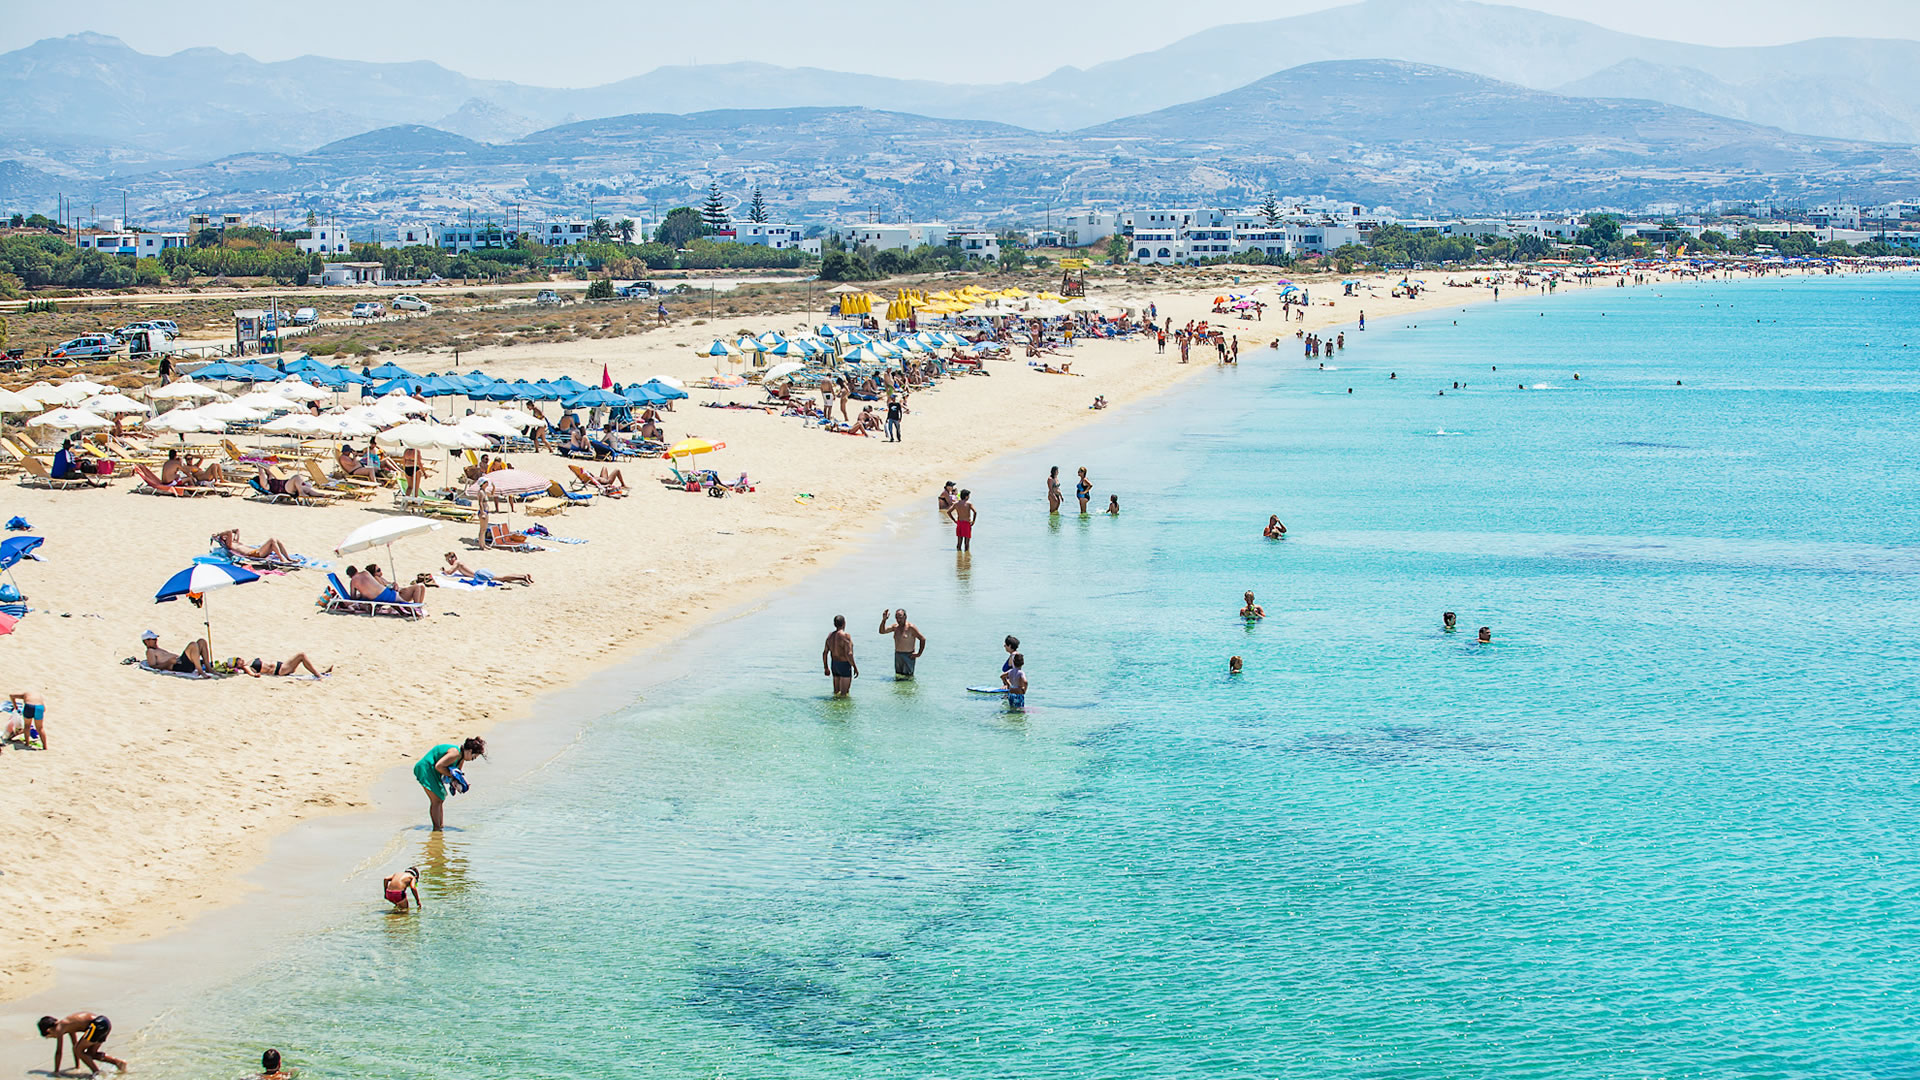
[234,652,331,678]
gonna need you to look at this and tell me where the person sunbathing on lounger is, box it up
[253,464,326,500]
[337,446,376,480]
[581,466,627,495]
[213,529,295,563]
[142,630,212,676]
[229,653,331,677]
[162,450,223,487]
[444,552,534,586]
[350,563,426,606]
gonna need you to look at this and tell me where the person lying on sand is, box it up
[444,551,533,586]
[142,630,212,676]
[213,528,295,563]
[229,653,330,678]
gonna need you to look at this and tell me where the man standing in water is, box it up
[823,615,858,695]
[879,608,927,680]
[950,489,977,552]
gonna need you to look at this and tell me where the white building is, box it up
[538,220,594,246]
[950,232,1001,260]
[438,224,519,253]
[380,224,438,250]
[187,213,247,232]
[848,223,949,252]
[76,233,138,255]
[1055,210,1118,248]
[295,225,351,255]
[725,223,806,250]
[1810,204,1862,230]
[318,261,386,286]
[134,232,189,257]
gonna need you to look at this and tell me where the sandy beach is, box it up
[0,268,1546,1000]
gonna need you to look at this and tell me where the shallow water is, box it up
[135,274,1920,1078]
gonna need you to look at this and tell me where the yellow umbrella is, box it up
[664,438,727,459]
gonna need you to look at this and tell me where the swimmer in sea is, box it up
[1228,656,1243,674]
[1240,591,1265,620]
[1002,635,1020,680]
[384,866,422,911]
[1001,653,1027,711]
[1106,495,1119,516]
[824,614,858,696]
[1443,611,1457,632]
[1263,515,1286,538]
[1478,626,1492,643]
[259,1048,291,1079]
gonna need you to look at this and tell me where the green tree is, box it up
[700,184,731,232]
[586,277,615,299]
[305,209,318,228]
[746,188,769,223]
[1575,213,1622,250]
[616,218,636,243]
[1106,235,1130,263]
[654,207,707,249]
[590,218,613,242]
[1260,196,1281,227]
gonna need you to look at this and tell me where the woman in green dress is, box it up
[413,737,485,830]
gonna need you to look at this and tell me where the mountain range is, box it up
[55,60,1914,228]
[5,0,1920,171]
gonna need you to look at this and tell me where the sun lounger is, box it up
[132,463,221,497]
[301,460,374,499]
[20,457,98,489]
[247,475,334,506]
[521,497,566,516]
[481,523,542,552]
[393,493,477,522]
[318,572,425,619]
[568,465,625,497]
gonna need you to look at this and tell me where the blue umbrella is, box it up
[642,379,688,401]
[239,362,286,382]
[187,362,256,381]
[564,387,627,409]
[0,535,44,571]
[475,380,519,401]
[623,384,665,405]
[549,376,591,395]
[372,376,432,396]
[155,561,260,653]
[366,362,419,380]
[519,382,564,402]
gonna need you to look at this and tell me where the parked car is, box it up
[48,334,120,360]
[291,307,319,326]
[149,319,180,336]
[392,293,431,313]
[351,302,386,319]
[534,290,563,307]
[614,281,654,299]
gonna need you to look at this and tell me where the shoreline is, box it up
[0,265,1779,1012]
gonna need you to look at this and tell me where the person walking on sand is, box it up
[951,489,977,552]
[1075,468,1091,514]
[885,395,903,443]
[414,737,484,831]
[824,615,858,696]
[38,1011,126,1075]
[383,865,423,911]
[879,608,928,679]
[1046,466,1062,514]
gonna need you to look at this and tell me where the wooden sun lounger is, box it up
[132,463,221,497]
[20,457,98,489]
[301,460,374,499]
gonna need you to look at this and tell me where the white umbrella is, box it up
[150,383,227,401]
[483,408,540,431]
[307,414,379,439]
[273,379,332,402]
[146,408,227,434]
[762,361,806,383]
[0,388,40,413]
[231,391,294,412]
[646,375,686,390]
[26,407,110,430]
[382,422,464,450]
[197,402,272,423]
[457,414,520,439]
[32,383,100,407]
[261,414,325,435]
[336,515,443,579]
[341,404,411,427]
[383,392,431,416]
[79,393,152,415]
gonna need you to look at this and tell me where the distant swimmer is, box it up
[823,615,858,696]
[1573,373,1580,380]
[260,1048,291,1080]
[1106,495,1120,516]
[1264,515,1286,538]
[1001,635,1021,681]
[1241,591,1266,620]
[1347,388,1353,394]
[1676,380,1683,386]
[1443,612,1457,632]
[1478,626,1492,643]
[879,607,927,679]
[1001,653,1028,711]
[1047,466,1062,514]
[1390,372,1397,379]
[1228,656,1243,675]
[1075,467,1092,514]
[384,865,422,911]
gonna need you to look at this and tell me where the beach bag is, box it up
[0,583,19,603]
[94,459,115,476]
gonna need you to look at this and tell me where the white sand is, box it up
[0,270,1503,999]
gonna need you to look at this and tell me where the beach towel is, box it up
[5,516,29,531]
[522,525,585,544]
[433,573,500,591]
[126,658,228,680]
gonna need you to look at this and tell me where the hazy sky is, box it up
[10,0,1920,85]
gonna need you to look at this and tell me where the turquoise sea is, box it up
[134,274,1920,1078]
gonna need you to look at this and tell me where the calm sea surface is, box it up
[139,275,1920,1078]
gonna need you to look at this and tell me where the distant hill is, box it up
[4,0,1920,172]
[55,60,1913,228]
